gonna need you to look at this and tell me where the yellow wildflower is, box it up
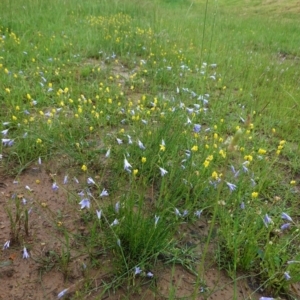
[160,144,166,152]
[219,149,226,158]
[279,140,286,146]
[258,148,266,155]
[244,155,253,162]
[203,160,210,168]
[211,171,218,180]
[207,155,214,161]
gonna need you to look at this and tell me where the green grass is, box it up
[1,0,300,299]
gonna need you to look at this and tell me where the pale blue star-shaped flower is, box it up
[281,212,293,222]
[100,188,109,197]
[134,266,142,275]
[2,138,14,146]
[127,135,133,144]
[115,201,120,213]
[96,209,102,220]
[284,271,291,281]
[159,167,168,176]
[105,148,111,158]
[147,271,154,278]
[110,219,119,226]
[194,210,202,218]
[124,158,132,173]
[138,140,146,150]
[23,247,30,259]
[3,240,10,250]
[193,124,201,133]
[63,175,68,184]
[52,182,59,191]
[154,215,160,227]
[58,288,69,299]
[87,177,96,185]
[79,198,90,209]
[281,223,291,231]
[263,214,272,228]
[226,181,237,192]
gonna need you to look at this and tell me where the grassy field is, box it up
[1,0,300,299]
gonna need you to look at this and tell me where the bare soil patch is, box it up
[0,164,268,299]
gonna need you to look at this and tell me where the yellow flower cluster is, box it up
[276,140,286,155]
[203,155,213,168]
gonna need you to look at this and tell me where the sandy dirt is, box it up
[0,162,270,300]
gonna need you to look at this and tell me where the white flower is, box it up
[23,247,30,259]
[127,135,133,144]
[78,190,85,197]
[147,271,154,278]
[124,158,132,173]
[175,208,181,217]
[3,240,10,250]
[1,129,9,136]
[79,198,90,209]
[284,271,291,280]
[52,182,59,191]
[96,209,102,219]
[100,188,109,197]
[159,167,168,177]
[105,148,111,158]
[110,219,119,226]
[57,288,68,299]
[287,260,300,264]
[38,157,42,165]
[87,177,96,185]
[25,185,33,192]
[138,140,146,150]
[225,181,237,192]
[116,138,123,145]
[2,138,14,146]
[185,117,192,125]
[134,266,142,275]
[63,175,68,185]
[154,215,160,227]
[115,201,120,213]
[194,210,202,218]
